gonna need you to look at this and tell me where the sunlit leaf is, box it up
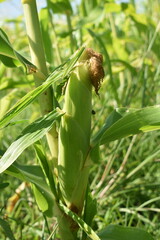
[0,109,63,173]
[91,108,129,146]
[0,28,36,72]
[81,0,98,16]
[78,6,104,26]
[50,0,72,14]
[0,47,84,129]
[92,106,160,146]
[105,3,121,13]
[40,8,53,64]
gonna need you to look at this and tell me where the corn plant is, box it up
[0,0,160,239]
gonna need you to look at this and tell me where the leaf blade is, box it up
[98,224,154,240]
[0,109,63,173]
[0,47,84,129]
[98,106,160,145]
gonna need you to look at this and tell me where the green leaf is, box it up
[78,6,104,26]
[0,218,16,240]
[112,38,129,61]
[5,163,55,217]
[40,8,53,64]
[0,28,36,72]
[91,108,128,146]
[111,59,137,75]
[50,0,73,14]
[58,202,101,240]
[82,188,97,240]
[95,106,160,145]
[0,46,84,129]
[32,184,53,217]
[105,3,121,13]
[0,55,17,68]
[90,143,100,163]
[0,182,9,190]
[81,0,98,16]
[34,141,58,199]
[0,109,63,173]
[98,224,154,240]
[83,189,97,226]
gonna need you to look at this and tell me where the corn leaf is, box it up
[0,28,36,72]
[92,106,160,146]
[0,47,84,129]
[98,224,154,240]
[0,109,63,173]
[58,202,101,240]
[82,188,97,240]
[5,163,55,217]
[40,8,53,64]
[34,141,58,199]
[91,108,129,146]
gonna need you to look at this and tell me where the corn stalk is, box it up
[21,0,58,167]
[21,0,104,238]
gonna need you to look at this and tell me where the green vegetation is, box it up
[0,0,160,239]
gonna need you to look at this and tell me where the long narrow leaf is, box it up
[34,141,58,199]
[0,109,63,173]
[0,47,84,129]
[99,106,160,145]
[6,163,55,217]
[91,108,132,146]
[58,202,100,240]
[0,28,36,72]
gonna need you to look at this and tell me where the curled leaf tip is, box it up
[86,48,104,94]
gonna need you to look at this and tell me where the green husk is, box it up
[58,48,104,213]
[57,48,104,239]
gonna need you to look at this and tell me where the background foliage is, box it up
[0,0,160,239]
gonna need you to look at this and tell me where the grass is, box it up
[0,0,160,239]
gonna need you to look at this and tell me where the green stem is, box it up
[21,0,58,164]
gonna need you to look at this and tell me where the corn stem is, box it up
[21,0,58,164]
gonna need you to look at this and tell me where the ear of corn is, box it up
[58,48,104,214]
